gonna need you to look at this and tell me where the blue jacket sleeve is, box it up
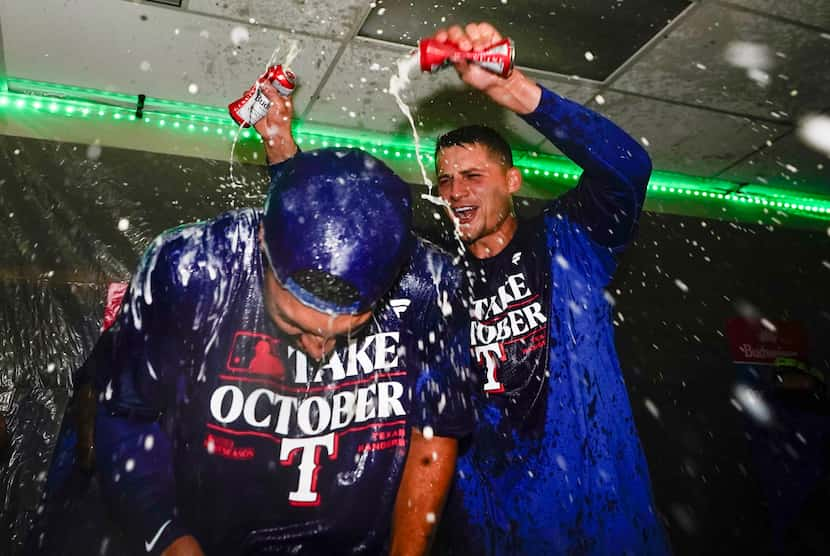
[520,86,652,250]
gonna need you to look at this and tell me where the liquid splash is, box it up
[282,40,301,69]
[388,52,473,333]
[387,51,467,258]
[388,53,433,191]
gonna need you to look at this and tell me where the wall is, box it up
[614,212,830,555]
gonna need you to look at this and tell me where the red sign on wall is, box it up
[726,318,808,365]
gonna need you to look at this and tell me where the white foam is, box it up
[283,40,301,69]
[724,41,772,70]
[230,26,250,47]
[389,53,432,190]
[798,114,830,156]
[228,118,248,186]
[724,41,774,87]
[734,384,773,425]
[387,52,468,257]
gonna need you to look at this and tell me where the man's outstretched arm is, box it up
[391,256,472,555]
[390,429,458,556]
[519,87,651,249]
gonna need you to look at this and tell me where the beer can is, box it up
[419,38,514,78]
[228,65,296,128]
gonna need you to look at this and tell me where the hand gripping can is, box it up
[228,65,296,127]
[419,37,515,78]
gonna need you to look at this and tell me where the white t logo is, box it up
[474,343,506,393]
[279,433,337,505]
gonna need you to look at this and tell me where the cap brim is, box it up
[261,234,364,315]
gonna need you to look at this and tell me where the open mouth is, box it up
[452,205,477,225]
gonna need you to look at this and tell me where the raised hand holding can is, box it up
[418,37,514,78]
[228,65,296,127]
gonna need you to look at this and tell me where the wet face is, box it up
[436,142,521,257]
[261,266,372,362]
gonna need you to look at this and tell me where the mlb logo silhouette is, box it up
[226,331,285,379]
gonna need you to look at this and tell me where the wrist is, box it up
[504,70,542,115]
[264,140,298,165]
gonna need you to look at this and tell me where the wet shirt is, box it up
[440,85,669,555]
[92,209,473,555]
[464,215,550,438]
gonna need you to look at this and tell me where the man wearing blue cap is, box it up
[34,87,473,555]
[429,22,669,555]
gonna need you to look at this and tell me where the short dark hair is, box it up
[435,125,513,168]
[290,269,361,309]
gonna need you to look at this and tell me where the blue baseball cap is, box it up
[262,148,413,315]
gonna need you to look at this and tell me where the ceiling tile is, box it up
[576,91,790,176]
[2,0,339,109]
[717,132,830,197]
[186,0,369,38]
[527,71,599,105]
[612,3,830,121]
[358,0,690,81]
[305,39,595,152]
[722,0,830,31]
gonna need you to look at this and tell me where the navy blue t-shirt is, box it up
[92,208,473,555]
[464,214,550,441]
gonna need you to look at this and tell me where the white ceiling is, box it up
[0,0,828,197]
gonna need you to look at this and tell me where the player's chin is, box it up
[457,225,478,244]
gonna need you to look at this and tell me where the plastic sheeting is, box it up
[0,134,270,555]
[0,281,102,551]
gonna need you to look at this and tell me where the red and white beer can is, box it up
[228,65,296,127]
[419,38,515,78]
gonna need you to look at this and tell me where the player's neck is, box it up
[469,215,518,259]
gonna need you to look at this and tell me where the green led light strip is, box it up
[2,77,830,221]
